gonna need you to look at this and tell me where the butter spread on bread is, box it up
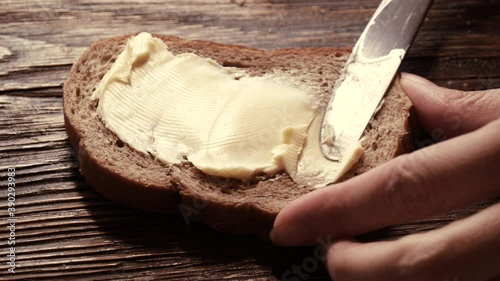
[64,33,414,236]
[92,32,363,186]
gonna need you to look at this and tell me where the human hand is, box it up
[270,73,500,281]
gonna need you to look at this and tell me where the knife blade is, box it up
[320,0,433,161]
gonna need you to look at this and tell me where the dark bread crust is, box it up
[63,34,414,238]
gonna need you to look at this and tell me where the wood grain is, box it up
[0,0,499,280]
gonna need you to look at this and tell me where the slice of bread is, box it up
[63,34,414,238]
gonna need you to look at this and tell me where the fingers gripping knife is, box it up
[320,0,433,161]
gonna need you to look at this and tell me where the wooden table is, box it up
[1,0,499,280]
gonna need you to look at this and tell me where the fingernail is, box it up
[400,73,444,105]
[400,72,437,88]
[269,221,314,246]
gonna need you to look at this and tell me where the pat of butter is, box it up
[92,32,364,187]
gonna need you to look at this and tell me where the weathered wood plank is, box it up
[1,0,499,280]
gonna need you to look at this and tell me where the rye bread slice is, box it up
[63,34,414,238]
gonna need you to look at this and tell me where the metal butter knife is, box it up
[321,0,433,161]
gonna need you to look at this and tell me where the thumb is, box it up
[400,73,500,139]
